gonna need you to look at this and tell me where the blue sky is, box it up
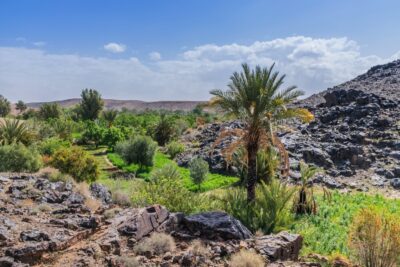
[1,0,400,102]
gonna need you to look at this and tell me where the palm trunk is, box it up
[247,141,258,203]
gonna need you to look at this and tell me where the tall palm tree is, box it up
[210,63,313,202]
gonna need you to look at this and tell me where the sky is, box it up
[1,0,400,102]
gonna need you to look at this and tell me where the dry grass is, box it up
[104,208,122,219]
[75,182,102,212]
[190,240,210,257]
[348,207,400,267]
[117,256,141,267]
[112,190,131,207]
[228,250,266,267]
[134,233,176,256]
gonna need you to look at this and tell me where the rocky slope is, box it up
[177,59,400,192]
[0,174,310,267]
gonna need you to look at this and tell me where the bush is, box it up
[131,164,210,214]
[82,122,105,148]
[166,141,185,159]
[228,250,265,267]
[115,135,156,169]
[116,256,140,267]
[38,137,71,156]
[220,179,295,234]
[134,233,175,256]
[153,113,175,146]
[112,190,131,207]
[189,157,209,191]
[0,143,42,172]
[348,207,400,267]
[50,146,99,182]
[39,103,62,120]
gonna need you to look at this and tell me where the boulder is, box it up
[20,230,50,242]
[118,205,170,240]
[255,232,303,261]
[182,211,252,240]
[90,183,112,204]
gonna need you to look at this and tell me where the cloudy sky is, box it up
[1,0,400,102]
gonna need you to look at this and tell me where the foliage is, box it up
[50,146,99,182]
[38,137,71,156]
[115,135,157,169]
[102,109,118,127]
[131,164,212,214]
[77,88,104,120]
[39,103,62,120]
[166,141,185,159]
[134,233,175,256]
[15,100,27,113]
[189,157,209,190]
[0,95,11,117]
[210,63,308,202]
[232,146,280,185]
[0,119,31,145]
[108,151,239,191]
[228,250,266,267]
[82,122,105,148]
[22,109,38,120]
[103,126,125,150]
[0,143,42,172]
[153,113,175,146]
[293,162,322,215]
[220,179,295,234]
[292,192,400,256]
[348,207,400,267]
[48,118,74,140]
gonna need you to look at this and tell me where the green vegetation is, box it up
[115,135,157,169]
[165,141,185,159]
[293,192,400,256]
[0,95,11,117]
[50,146,99,182]
[0,143,42,172]
[189,157,209,190]
[77,88,104,120]
[39,103,62,120]
[108,151,239,192]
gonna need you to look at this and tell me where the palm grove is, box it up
[1,63,394,265]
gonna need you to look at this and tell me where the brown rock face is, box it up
[255,232,303,261]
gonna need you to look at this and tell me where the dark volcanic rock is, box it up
[255,232,302,261]
[20,230,50,242]
[90,183,112,204]
[182,211,252,240]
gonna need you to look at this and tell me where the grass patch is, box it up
[293,191,400,257]
[107,151,239,192]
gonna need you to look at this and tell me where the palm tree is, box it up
[0,119,29,145]
[210,63,313,202]
[102,109,118,127]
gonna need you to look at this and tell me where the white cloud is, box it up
[149,51,161,61]
[0,36,398,102]
[103,42,126,53]
[33,41,46,47]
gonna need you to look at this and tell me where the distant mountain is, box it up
[298,59,400,107]
[24,99,206,112]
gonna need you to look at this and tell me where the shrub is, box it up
[348,207,400,267]
[0,119,30,145]
[228,250,266,267]
[131,164,210,214]
[0,143,42,172]
[0,95,11,117]
[50,146,99,182]
[189,157,209,191]
[116,256,140,267]
[220,179,295,234]
[166,141,185,159]
[38,137,71,156]
[112,190,131,207]
[134,233,175,256]
[115,135,156,169]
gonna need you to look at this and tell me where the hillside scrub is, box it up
[0,143,42,172]
[115,135,157,170]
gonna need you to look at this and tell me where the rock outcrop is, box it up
[0,174,303,266]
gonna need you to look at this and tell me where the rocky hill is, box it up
[21,99,205,112]
[178,59,400,192]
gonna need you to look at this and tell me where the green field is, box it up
[107,151,239,192]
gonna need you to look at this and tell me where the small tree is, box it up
[153,113,174,146]
[15,100,27,114]
[115,135,157,170]
[103,126,125,150]
[189,157,209,191]
[50,146,99,182]
[78,89,104,120]
[102,109,118,127]
[0,95,11,117]
[82,122,105,148]
[39,103,62,120]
